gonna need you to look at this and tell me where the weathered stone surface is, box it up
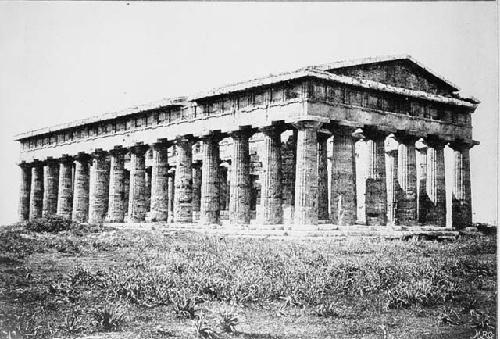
[106,149,127,222]
[29,163,44,220]
[229,130,251,225]
[425,140,446,227]
[42,159,59,216]
[396,135,418,225]
[145,166,152,213]
[200,134,221,225]
[174,137,193,223]
[331,127,357,226]
[294,121,322,226]
[88,151,109,223]
[57,156,74,219]
[260,126,283,225]
[317,132,329,220]
[192,162,202,221]
[365,135,387,226]
[451,143,472,229]
[72,154,90,222]
[126,145,148,222]
[18,163,31,221]
[147,143,169,222]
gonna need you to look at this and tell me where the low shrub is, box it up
[24,215,76,233]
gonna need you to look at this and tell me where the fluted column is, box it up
[260,126,283,225]
[126,145,149,222]
[72,154,90,222]
[396,135,418,225]
[425,139,446,226]
[415,139,428,223]
[42,159,59,216]
[330,126,357,226]
[365,132,387,226]
[88,151,109,223]
[174,137,193,223]
[167,169,175,223]
[29,162,44,220]
[385,135,398,226]
[18,163,31,221]
[293,121,322,226]
[230,130,251,225]
[317,132,329,220]
[200,134,221,225]
[57,156,74,219]
[451,142,472,228]
[192,162,202,221]
[353,128,367,224]
[147,143,169,222]
[106,148,127,222]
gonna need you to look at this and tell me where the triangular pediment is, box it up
[315,56,458,96]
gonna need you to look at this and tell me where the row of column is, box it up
[18,122,473,228]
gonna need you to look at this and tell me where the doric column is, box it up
[18,163,31,221]
[88,150,109,223]
[147,143,169,222]
[29,162,44,220]
[330,126,357,226]
[451,142,472,228]
[192,162,202,221]
[415,139,428,223]
[126,145,149,223]
[174,137,193,223]
[42,158,59,216]
[106,148,127,222]
[293,121,323,226]
[396,134,418,225]
[317,132,330,220]
[353,128,367,224]
[167,168,175,223]
[259,126,283,225]
[72,154,90,222]
[425,138,446,226]
[200,134,221,225]
[145,166,152,213]
[365,131,387,226]
[57,156,74,219]
[229,129,251,225]
[384,134,398,226]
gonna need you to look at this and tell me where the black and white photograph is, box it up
[0,2,497,338]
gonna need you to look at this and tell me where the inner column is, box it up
[365,131,387,226]
[229,129,251,225]
[57,156,74,219]
[126,145,149,222]
[259,126,283,225]
[200,133,221,225]
[147,142,169,222]
[330,126,357,226]
[425,138,446,226]
[174,137,193,223]
[88,150,109,223]
[396,134,418,225]
[42,158,59,217]
[317,132,330,221]
[293,120,322,226]
[451,143,473,228]
[29,162,44,220]
[72,154,90,223]
[192,161,202,222]
[384,134,399,226]
[107,148,127,223]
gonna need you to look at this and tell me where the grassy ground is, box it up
[0,218,496,339]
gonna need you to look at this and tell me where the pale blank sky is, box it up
[0,2,497,225]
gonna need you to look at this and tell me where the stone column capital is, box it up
[74,152,91,163]
[58,155,74,164]
[259,124,285,137]
[90,149,108,159]
[352,128,366,140]
[18,161,32,169]
[109,146,128,156]
[200,132,223,143]
[395,132,420,144]
[292,120,323,131]
[42,157,60,167]
[385,134,399,153]
[415,138,428,151]
[229,128,253,140]
[449,139,474,151]
[129,144,149,155]
[151,142,170,152]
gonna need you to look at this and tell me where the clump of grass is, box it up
[218,307,239,333]
[196,317,219,339]
[173,293,198,320]
[92,302,127,332]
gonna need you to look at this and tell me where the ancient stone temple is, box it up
[15,55,479,229]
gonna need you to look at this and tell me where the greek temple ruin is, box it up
[15,55,479,229]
